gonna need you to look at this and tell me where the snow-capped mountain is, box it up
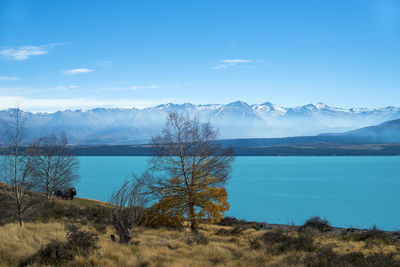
[1,102,399,145]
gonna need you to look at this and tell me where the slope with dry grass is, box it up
[1,197,400,266]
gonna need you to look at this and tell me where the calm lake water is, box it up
[77,156,400,231]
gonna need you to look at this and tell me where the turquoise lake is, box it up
[77,156,400,231]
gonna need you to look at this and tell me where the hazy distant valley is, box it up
[1,101,400,145]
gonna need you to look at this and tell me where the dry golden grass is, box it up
[0,222,66,265]
[317,233,397,256]
[1,219,400,267]
[0,196,398,266]
[53,197,110,209]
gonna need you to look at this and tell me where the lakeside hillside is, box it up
[1,195,400,266]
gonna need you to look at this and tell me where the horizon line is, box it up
[0,100,398,114]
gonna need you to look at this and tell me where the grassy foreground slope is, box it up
[1,197,400,266]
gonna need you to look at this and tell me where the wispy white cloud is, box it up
[63,68,93,75]
[213,59,253,69]
[94,60,111,66]
[0,43,62,60]
[55,85,81,90]
[130,85,163,90]
[221,59,253,64]
[128,83,182,90]
[100,83,180,92]
[212,64,229,70]
[0,76,19,81]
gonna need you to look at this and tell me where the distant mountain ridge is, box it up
[42,118,400,156]
[0,101,400,145]
[321,118,400,143]
[217,118,400,148]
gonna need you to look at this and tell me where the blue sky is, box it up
[0,0,399,112]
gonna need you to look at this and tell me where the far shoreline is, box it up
[63,143,400,156]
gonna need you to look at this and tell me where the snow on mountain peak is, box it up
[1,101,400,144]
[252,102,287,115]
[226,101,251,109]
[315,103,328,109]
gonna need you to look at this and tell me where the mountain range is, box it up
[55,119,400,156]
[1,101,400,145]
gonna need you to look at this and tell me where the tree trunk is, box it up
[46,183,51,203]
[190,219,198,233]
[189,204,198,233]
[112,211,133,243]
[118,232,132,243]
[17,206,23,227]
[115,223,132,243]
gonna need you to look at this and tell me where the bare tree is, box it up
[109,175,149,243]
[148,111,234,232]
[0,108,36,227]
[30,134,80,203]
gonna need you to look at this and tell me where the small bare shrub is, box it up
[342,225,390,244]
[22,224,98,265]
[249,238,262,249]
[167,243,180,250]
[262,230,315,254]
[215,225,245,236]
[358,225,389,242]
[65,224,99,253]
[109,176,148,243]
[218,217,241,226]
[302,246,400,267]
[35,240,74,265]
[301,216,331,232]
[184,232,209,245]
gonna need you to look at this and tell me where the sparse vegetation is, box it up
[109,176,148,243]
[147,111,234,232]
[260,229,316,254]
[0,108,38,227]
[0,197,399,266]
[29,133,80,203]
[215,225,246,236]
[301,216,331,232]
[22,224,99,266]
[0,108,81,228]
[1,111,399,266]
[299,246,400,267]
[341,225,392,244]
